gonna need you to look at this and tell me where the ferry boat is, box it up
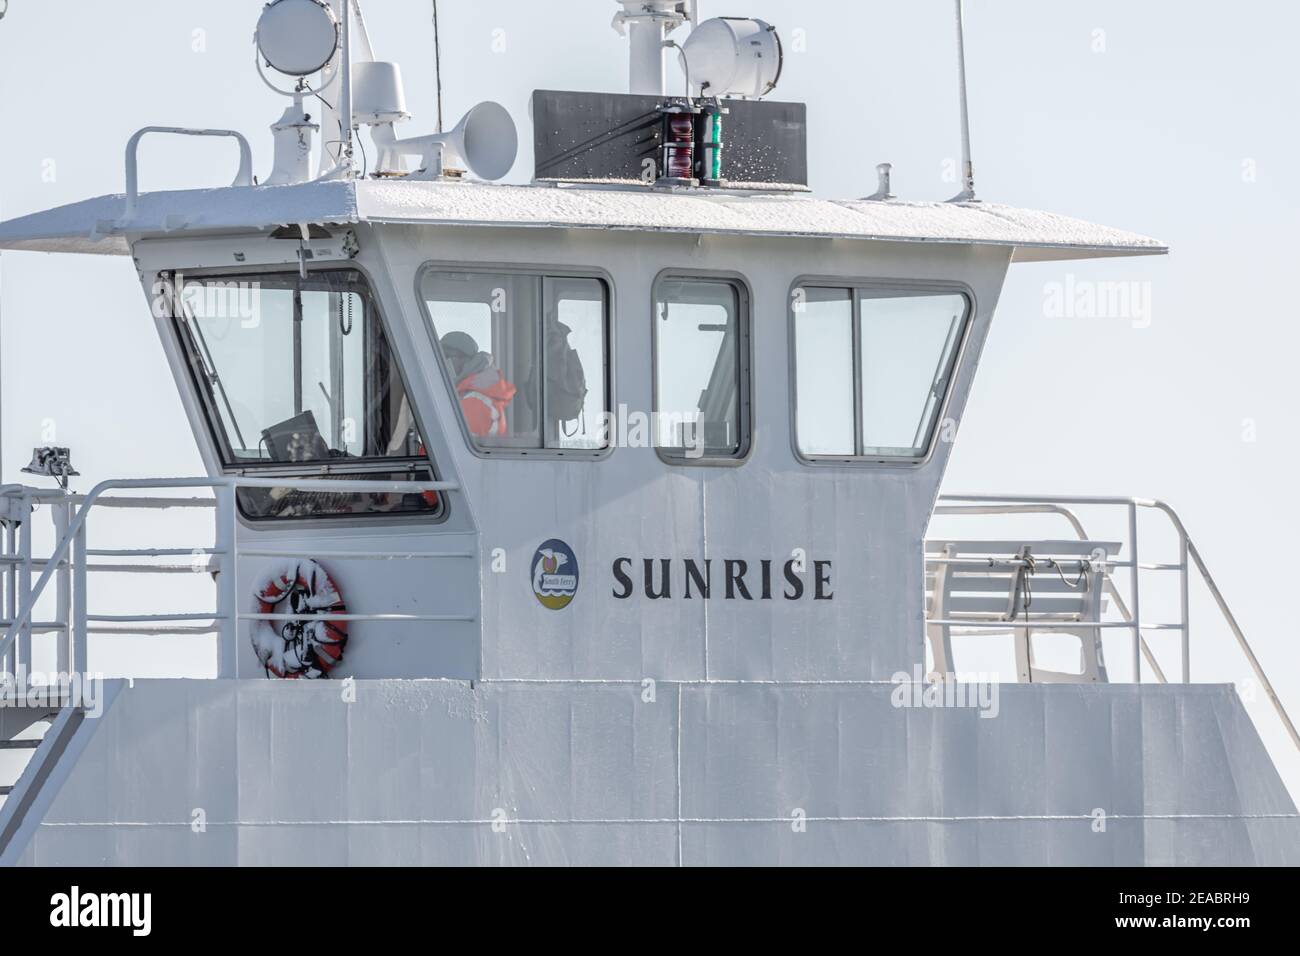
[0,0,1296,866]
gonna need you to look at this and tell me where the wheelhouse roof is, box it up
[0,178,1167,263]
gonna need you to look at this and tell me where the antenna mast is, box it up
[0,0,8,483]
[949,0,977,202]
[433,0,444,132]
[613,1,689,95]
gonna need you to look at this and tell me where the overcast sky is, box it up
[1,0,1297,795]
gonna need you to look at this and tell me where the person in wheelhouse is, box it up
[438,331,519,438]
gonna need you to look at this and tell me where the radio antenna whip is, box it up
[948,0,977,202]
[433,0,445,132]
[0,0,7,483]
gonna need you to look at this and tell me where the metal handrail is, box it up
[123,127,254,221]
[0,475,459,673]
[1145,499,1300,754]
[935,494,1300,755]
[931,501,1170,682]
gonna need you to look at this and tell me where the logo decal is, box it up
[532,539,579,610]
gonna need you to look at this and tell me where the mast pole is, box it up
[340,0,355,174]
[949,0,977,202]
[433,0,444,132]
[0,0,8,482]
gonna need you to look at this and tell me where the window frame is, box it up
[167,263,447,525]
[788,276,975,467]
[416,261,617,461]
[651,269,755,467]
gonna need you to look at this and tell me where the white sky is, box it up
[1,0,1298,797]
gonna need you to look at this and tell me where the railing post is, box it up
[53,500,72,675]
[1127,502,1141,682]
[1179,534,1190,684]
[17,495,32,676]
[2,521,14,676]
[214,484,238,679]
[72,518,88,676]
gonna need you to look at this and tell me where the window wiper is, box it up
[318,380,337,429]
[910,312,963,452]
[183,300,250,454]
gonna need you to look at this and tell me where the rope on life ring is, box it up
[251,559,348,679]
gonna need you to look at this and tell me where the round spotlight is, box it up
[256,0,340,77]
[681,17,783,99]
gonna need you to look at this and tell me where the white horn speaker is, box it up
[436,102,519,181]
[371,101,518,181]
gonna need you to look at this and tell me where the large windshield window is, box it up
[793,286,969,462]
[173,269,438,520]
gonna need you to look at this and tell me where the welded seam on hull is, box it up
[701,479,710,681]
[676,689,683,866]
[477,679,901,685]
[38,812,1300,828]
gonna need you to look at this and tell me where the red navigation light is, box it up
[665,113,695,181]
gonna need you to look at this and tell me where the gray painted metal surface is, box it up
[375,228,1010,684]
[10,680,1297,866]
[121,226,1012,684]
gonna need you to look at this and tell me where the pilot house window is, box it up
[172,269,439,520]
[420,270,610,454]
[792,286,970,462]
[653,276,751,461]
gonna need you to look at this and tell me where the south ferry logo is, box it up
[531,539,579,609]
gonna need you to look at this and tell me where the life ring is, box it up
[251,559,348,679]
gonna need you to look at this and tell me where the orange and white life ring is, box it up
[251,559,348,679]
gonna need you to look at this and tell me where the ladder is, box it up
[0,488,82,860]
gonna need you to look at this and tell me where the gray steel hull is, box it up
[5,680,1297,866]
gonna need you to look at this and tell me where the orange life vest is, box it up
[457,366,517,437]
